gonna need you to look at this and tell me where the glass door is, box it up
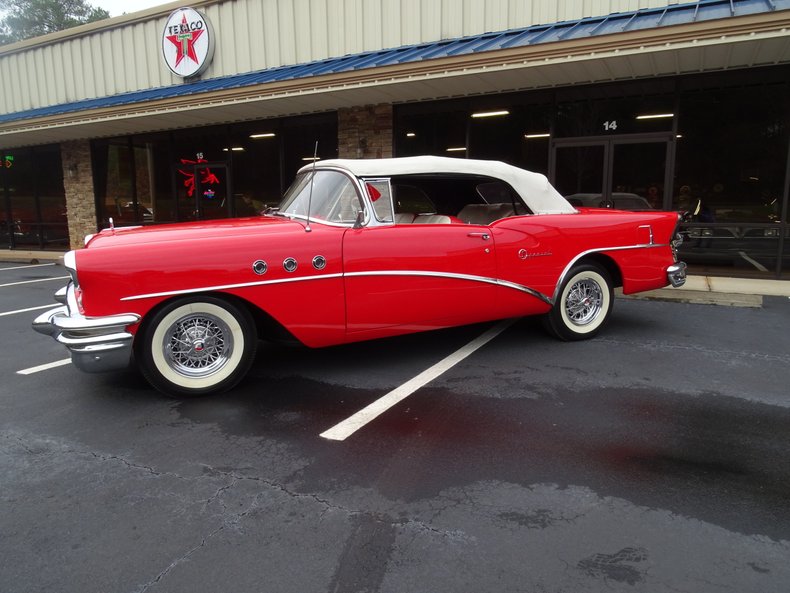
[553,144,606,208]
[611,140,668,210]
[551,135,672,211]
[173,161,231,221]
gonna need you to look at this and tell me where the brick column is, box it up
[338,104,393,159]
[60,140,97,249]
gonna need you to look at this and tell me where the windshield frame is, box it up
[277,168,369,227]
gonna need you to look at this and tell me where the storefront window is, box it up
[674,85,788,224]
[281,114,339,189]
[91,114,337,228]
[396,98,552,174]
[396,110,468,158]
[0,145,67,249]
[469,100,553,174]
[673,79,789,276]
[555,81,675,138]
[228,122,281,214]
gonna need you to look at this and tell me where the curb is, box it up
[1,250,64,264]
[618,275,790,308]
[618,288,764,308]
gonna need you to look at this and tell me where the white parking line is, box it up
[0,263,56,272]
[17,358,72,375]
[320,319,515,441]
[0,304,56,318]
[0,276,69,288]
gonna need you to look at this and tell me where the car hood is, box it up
[84,216,304,249]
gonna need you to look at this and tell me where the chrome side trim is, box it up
[121,273,346,301]
[345,270,553,305]
[552,243,668,304]
[491,279,552,305]
[121,244,667,306]
[120,270,553,304]
[638,224,654,244]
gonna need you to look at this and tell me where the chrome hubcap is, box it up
[164,314,232,377]
[565,279,603,326]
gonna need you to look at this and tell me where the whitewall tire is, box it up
[137,296,256,397]
[543,264,613,341]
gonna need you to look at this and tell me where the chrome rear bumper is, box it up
[32,284,140,373]
[666,261,687,288]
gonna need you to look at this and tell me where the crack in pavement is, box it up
[596,337,790,364]
[6,431,478,592]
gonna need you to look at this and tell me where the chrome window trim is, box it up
[280,214,359,229]
[361,177,395,224]
[310,165,395,228]
[278,167,367,228]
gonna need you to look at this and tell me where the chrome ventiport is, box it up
[252,260,268,275]
[312,255,327,270]
[283,257,298,272]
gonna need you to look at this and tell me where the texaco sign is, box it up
[162,7,215,78]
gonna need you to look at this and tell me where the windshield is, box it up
[278,170,363,224]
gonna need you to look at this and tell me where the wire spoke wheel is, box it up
[137,297,256,397]
[564,278,604,326]
[543,263,613,341]
[165,313,233,377]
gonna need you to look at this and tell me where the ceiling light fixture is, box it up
[446,147,467,152]
[636,113,674,120]
[471,110,510,118]
[249,132,276,138]
[524,133,550,139]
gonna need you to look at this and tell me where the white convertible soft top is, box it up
[301,156,576,215]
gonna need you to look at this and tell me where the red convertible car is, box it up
[34,156,686,396]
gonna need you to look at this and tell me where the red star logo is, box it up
[166,13,204,68]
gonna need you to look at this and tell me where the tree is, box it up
[0,0,110,45]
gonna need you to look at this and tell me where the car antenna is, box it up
[304,141,318,233]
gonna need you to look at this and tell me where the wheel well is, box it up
[138,292,300,346]
[576,254,623,288]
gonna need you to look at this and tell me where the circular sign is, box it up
[161,7,215,78]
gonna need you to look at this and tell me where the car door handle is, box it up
[467,232,490,240]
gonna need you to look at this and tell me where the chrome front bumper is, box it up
[32,284,140,373]
[666,261,687,288]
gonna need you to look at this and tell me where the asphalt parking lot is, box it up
[2,261,790,593]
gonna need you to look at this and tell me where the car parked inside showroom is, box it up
[34,156,686,396]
